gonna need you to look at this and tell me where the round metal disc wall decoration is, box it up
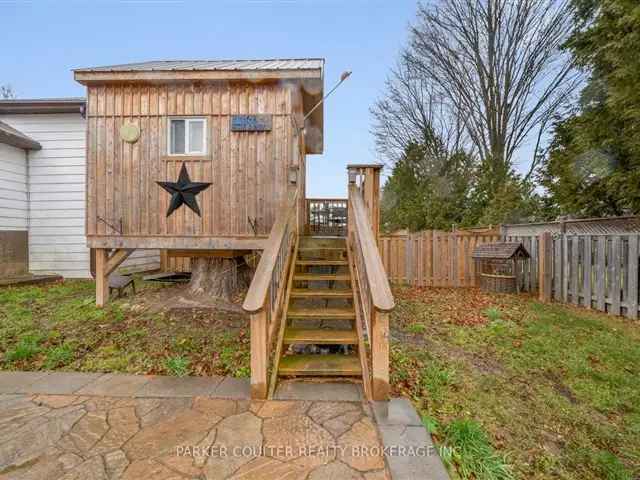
[120,123,141,143]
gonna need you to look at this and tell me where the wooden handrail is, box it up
[243,189,298,313]
[349,185,394,312]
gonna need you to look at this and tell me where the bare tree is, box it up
[406,0,579,183]
[371,58,468,166]
[1,84,15,99]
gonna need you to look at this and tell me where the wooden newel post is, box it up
[347,164,390,400]
[250,309,268,399]
[347,164,382,243]
[371,309,390,400]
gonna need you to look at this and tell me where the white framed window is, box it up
[168,117,207,155]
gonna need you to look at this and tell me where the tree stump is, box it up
[188,256,253,302]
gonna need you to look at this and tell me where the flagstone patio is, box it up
[0,372,449,480]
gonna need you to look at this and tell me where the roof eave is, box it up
[74,68,323,85]
[0,129,41,151]
[0,99,85,115]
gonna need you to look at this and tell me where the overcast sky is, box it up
[2,0,542,197]
[1,0,420,197]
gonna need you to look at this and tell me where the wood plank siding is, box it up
[0,113,159,278]
[84,81,306,250]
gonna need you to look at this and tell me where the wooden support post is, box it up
[371,309,389,401]
[250,310,268,399]
[95,248,109,307]
[538,232,552,302]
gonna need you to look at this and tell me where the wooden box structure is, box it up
[472,242,530,293]
[75,60,397,403]
[74,59,325,305]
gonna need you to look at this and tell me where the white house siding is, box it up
[0,113,159,278]
[0,143,28,231]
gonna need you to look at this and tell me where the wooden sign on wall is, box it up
[231,115,272,132]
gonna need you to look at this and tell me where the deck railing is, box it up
[306,198,348,236]
[347,183,394,400]
[243,189,298,399]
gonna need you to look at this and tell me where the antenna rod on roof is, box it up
[300,70,351,129]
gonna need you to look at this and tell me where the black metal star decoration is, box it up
[157,164,211,217]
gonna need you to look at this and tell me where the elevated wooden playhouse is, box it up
[74,59,394,400]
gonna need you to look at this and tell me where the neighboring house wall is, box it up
[0,142,28,231]
[0,113,159,278]
[0,142,29,276]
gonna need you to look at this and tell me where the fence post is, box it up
[627,235,639,319]
[538,232,552,302]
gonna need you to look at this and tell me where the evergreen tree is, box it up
[541,0,640,216]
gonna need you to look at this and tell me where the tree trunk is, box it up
[188,256,253,302]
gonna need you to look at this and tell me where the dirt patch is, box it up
[129,283,247,315]
[545,371,578,404]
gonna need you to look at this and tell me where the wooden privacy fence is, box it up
[379,230,500,287]
[538,233,639,319]
[380,229,640,320]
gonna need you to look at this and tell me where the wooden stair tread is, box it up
[288,307,356,319]
[279,354,362,376]
[290,288,352,298]
[294,273,350,281]
[298,247,346,251]
[284,328,357,344]
[296,260,348,266]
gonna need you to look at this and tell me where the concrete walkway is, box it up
[0,372,449,479]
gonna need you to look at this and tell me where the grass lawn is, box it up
[1,280,639,479]
[391,286,640,480]
[0,279,250,378]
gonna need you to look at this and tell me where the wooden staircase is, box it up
[269,236,364,395]
[244,165,393,401]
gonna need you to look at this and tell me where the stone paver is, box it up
[373,399,449,480]
[274,380,363,401]
[372,398,423,427]
[211,377,251,399]
[27,372,104,395]
[0,394,393,479]
[75,373,153,396]
[139,375,223,397]
[0,372,448,479]
[0,371,51,394]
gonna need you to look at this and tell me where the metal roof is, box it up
[0,97,85,104]
[472,242,530,260]
[0,120,41,150]
[74,58,324,73]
